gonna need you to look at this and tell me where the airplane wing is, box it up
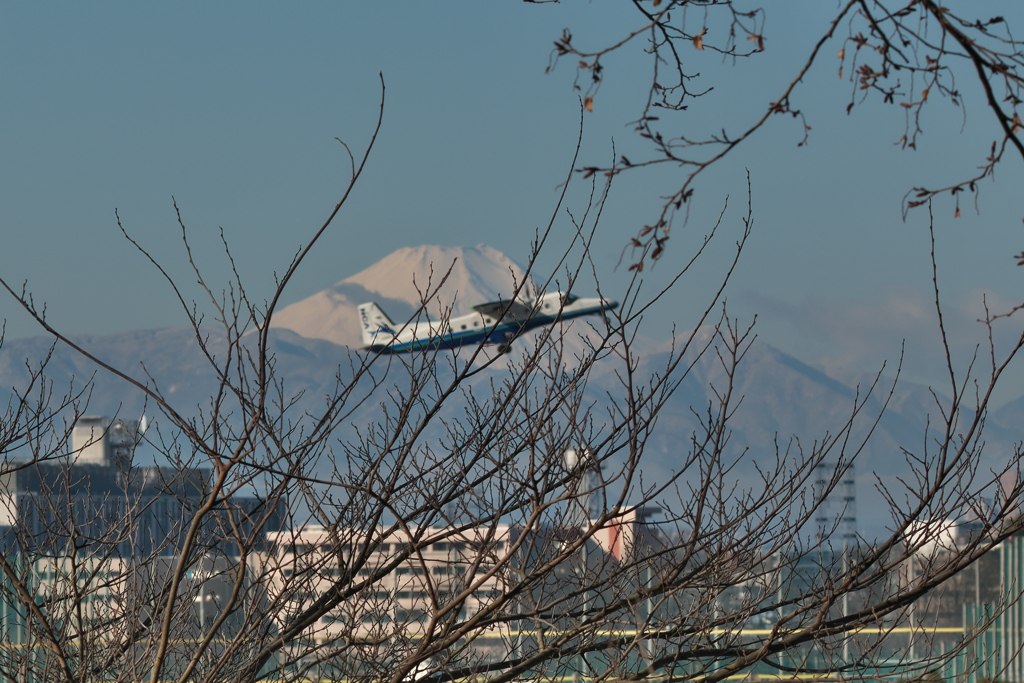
[472,299,533,322]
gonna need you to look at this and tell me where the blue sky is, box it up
[2,2,1023,403]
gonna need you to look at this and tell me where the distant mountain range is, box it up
[1,245,1020,537]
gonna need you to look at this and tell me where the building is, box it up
[0,416,283,556]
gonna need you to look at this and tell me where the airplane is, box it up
[358,291,618,355]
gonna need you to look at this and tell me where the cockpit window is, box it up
[562,294,578,305]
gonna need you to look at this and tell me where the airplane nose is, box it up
[605,299,619,310]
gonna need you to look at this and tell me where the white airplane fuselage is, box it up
[358,292,617,354]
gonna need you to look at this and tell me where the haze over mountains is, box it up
[0,244,1020,536]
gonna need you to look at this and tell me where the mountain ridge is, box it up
[0,244,1019,536]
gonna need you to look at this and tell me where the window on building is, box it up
[396,609,428,623]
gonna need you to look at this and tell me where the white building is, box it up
[264,524,515,641]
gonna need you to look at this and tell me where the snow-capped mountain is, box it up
[269,245,529,347]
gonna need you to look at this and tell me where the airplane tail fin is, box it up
[358,302,398,348]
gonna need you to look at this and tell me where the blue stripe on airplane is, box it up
[372,309,607,354]
[373,318,554,354]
